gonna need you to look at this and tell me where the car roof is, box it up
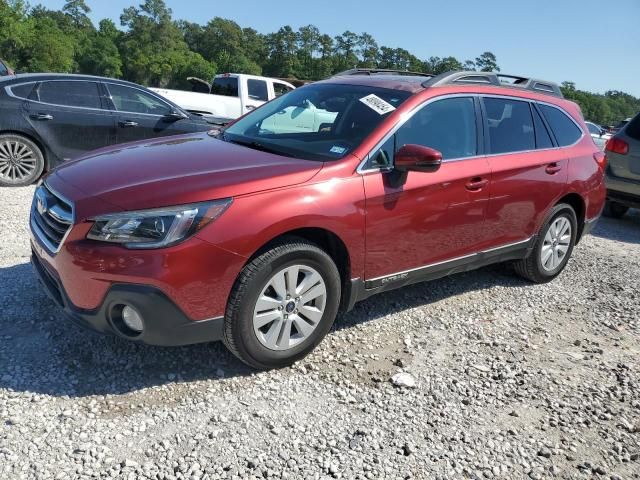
[0,73,145,89]
[319,74,429,93]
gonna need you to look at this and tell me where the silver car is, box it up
[604,112,640,218]
[585,121,611,150]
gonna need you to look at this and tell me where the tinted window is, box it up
[247,79,268,101]
[37,81,102,109]
[9,83,35,99]
[0,62,7,76]
[107,84,171,115]
[539,104,582,146]
[484,97,535,154]
[211,77,239,97]
[624,114,640,141]
[273,82,294,97]
[396,97,477,160]
[532,106,554,149]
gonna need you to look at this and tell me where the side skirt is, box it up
[343,237,535,310]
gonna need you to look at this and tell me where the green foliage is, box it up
[1,0,636,123]
[561,84,640,126]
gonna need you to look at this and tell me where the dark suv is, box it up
[604,111,640,217]
[0,74,214,186]
[30,70,606,369]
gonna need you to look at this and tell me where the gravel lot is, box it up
[1,185,639,480]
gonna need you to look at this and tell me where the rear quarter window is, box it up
[211,77,239,97]
[625,114,640,141]
[9,83,35,99]
[539,104,583,147]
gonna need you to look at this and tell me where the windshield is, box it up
[224,83,411,161]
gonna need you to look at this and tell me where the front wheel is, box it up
[514,203,577,283]
[223,238,341,369]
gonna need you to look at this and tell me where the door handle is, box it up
[32,113,53,121]
[119,120,139,128]
[465,177,489,191]
[545,163,562,175]
[246,105,256,111]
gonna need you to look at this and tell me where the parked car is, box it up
[151,73,296,121]
[0,73,216,186]
[0,59,14,76]
[30,70,606,369]
[610,118,632,135]
[585,121,611,149]
[603,111,640,217]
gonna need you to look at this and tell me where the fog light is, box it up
[121,305,144,333]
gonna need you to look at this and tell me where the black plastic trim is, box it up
[31,251,224,346]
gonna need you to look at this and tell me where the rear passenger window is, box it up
[211,77,239,97]
[396,97,477,160]
[532,106,554,149]
[37,81,102,109]
[625,114,640,141]
[484,97,535,154]
[247,80,268,101]
[9,83,35,99]
[539,104,582,146]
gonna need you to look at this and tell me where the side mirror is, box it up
[394,144,442,172]
[164,109,188,121]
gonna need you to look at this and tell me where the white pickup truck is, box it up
[151,74,296,122]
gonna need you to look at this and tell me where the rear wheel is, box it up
[223,238,341,370]
[514,203,577,283]
[0,134,45,187]
[603,200,629,219]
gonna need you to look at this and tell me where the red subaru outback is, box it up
[30,70,606,369]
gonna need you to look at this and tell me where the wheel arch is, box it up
[0,129,50,172]
[556,192,586,243]
[245,227,353,310]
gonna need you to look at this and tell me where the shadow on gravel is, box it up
[0,262,254,398]
[591,209,640,245]
[0,260,528,398]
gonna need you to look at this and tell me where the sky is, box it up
[38,0,640,97]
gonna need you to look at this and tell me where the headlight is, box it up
[87,199,232,249]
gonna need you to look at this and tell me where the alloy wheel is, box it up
[541,216,572,272]
[0,140,38,183]
[252,264,327,351]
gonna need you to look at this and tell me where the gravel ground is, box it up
[1,185,639,480]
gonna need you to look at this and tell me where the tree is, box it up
[77,19,122,77]
[475,51,499,72]
[62,0,92,29]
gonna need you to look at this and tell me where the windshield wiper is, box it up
[223,135,294,158]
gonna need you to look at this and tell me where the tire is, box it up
[603,200,629,219]
[0,134,45,187]
[514,203,577,284]
[223,238,341,370]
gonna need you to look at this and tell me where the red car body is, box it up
[30,73,606,352]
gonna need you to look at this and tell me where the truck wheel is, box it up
[0,134,45,187]
[223,238,341,370]
[514,203,577,283]
[603,200,628,219]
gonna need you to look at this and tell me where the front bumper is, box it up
[31,251,224,346]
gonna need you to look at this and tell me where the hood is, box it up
[51,132,323,214]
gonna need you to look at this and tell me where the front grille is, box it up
[30,183,74,253]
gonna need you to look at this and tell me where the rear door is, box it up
[22,80,115,161]
[245,79,269,113]
[481,96,570,246]
[104,83,204,144]
[363,96,492,280]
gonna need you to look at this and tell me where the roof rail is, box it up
[422,71,564,98]
[334,68,434,79]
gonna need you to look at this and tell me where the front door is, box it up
[363,96,492,281]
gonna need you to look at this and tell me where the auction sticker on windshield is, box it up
[359,94,396,115]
